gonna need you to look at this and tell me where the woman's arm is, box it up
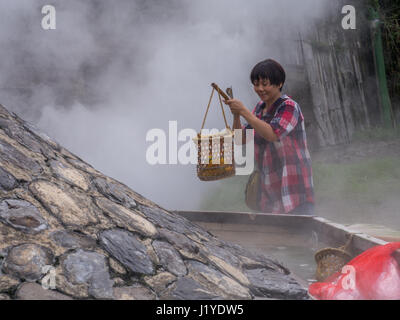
[225,99,278,143]
[241,109,278,142]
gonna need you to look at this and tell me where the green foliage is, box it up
[368,0,400,109]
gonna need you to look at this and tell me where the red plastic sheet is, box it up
[309,242,400,300]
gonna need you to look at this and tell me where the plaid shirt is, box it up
[243,94,314,214]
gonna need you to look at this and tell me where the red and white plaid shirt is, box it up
[243,95,314,214]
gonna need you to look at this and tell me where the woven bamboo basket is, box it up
[193,83,235,181]
[314,235,354,282]
[193,129,235,181]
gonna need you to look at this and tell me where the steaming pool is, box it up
[175,211,389,290]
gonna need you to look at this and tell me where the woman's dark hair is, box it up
[250,59,286,91]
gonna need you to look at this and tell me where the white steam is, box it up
[0,0,330,210]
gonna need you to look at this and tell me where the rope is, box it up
[200,87,215,131]
[200,86,230,132]
[217,89,229,129]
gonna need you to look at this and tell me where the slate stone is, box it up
[50,230,97,249]
[3,244,54,281]
[99,229,154,275]
[187,260,251,300]
[167,277,220,300]
[206,242,242,269]
[16,283,73,300]
[139,206,214,246]
[0,118,46,154]
[92,177,137,208]
[62,249,114,299]
[138,205,193,234]
[22,120,60,150]
[113,284,156,300]
[95,197,157,238]
[29,180,99,227]
[49,160,89,191]
[0,167,18,191]
[152,240,187,276]
[0,199,48,234]
[244,268,309,300]
[158,229,206,261]
[207,254,250,287]
[0,139,42,175]
[64,158,98,174]
[55,270,89,298]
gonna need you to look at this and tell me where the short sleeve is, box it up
[269,100,299,139]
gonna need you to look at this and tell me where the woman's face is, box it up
[253,78,282,104]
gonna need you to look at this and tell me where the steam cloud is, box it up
[0,0,329,210]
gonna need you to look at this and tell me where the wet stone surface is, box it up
[113,284,156,300]
[62,249,114,299]
[29,180,99,227]
[95,197,157,238]
[187,260,252,300]
[165,277,220,300]
[0,167,18,191]
[50,230,97,249]
[159,229,200,255]
[16,283,73,300]
[22,121,60,150]
[0,139,42,176]
[139,205,199,235]
[0,117,48,155]
[2,244,54,281]
[49,160,89,191]
[152,240,187,277]
[244,268,309,300]
[92,177,137,209]
[0,199,48,234]
[99,229,155,276]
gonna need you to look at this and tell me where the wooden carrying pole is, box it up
[211,83,230,101]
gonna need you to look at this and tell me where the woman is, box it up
[225,59,315,215]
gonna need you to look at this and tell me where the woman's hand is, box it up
[224,99,248,116]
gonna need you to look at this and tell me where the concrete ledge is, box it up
[174,210,314,229]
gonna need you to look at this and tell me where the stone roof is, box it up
[0,104,308,300]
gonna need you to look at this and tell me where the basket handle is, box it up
[211,83,230,100]
[200,83,231,132]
